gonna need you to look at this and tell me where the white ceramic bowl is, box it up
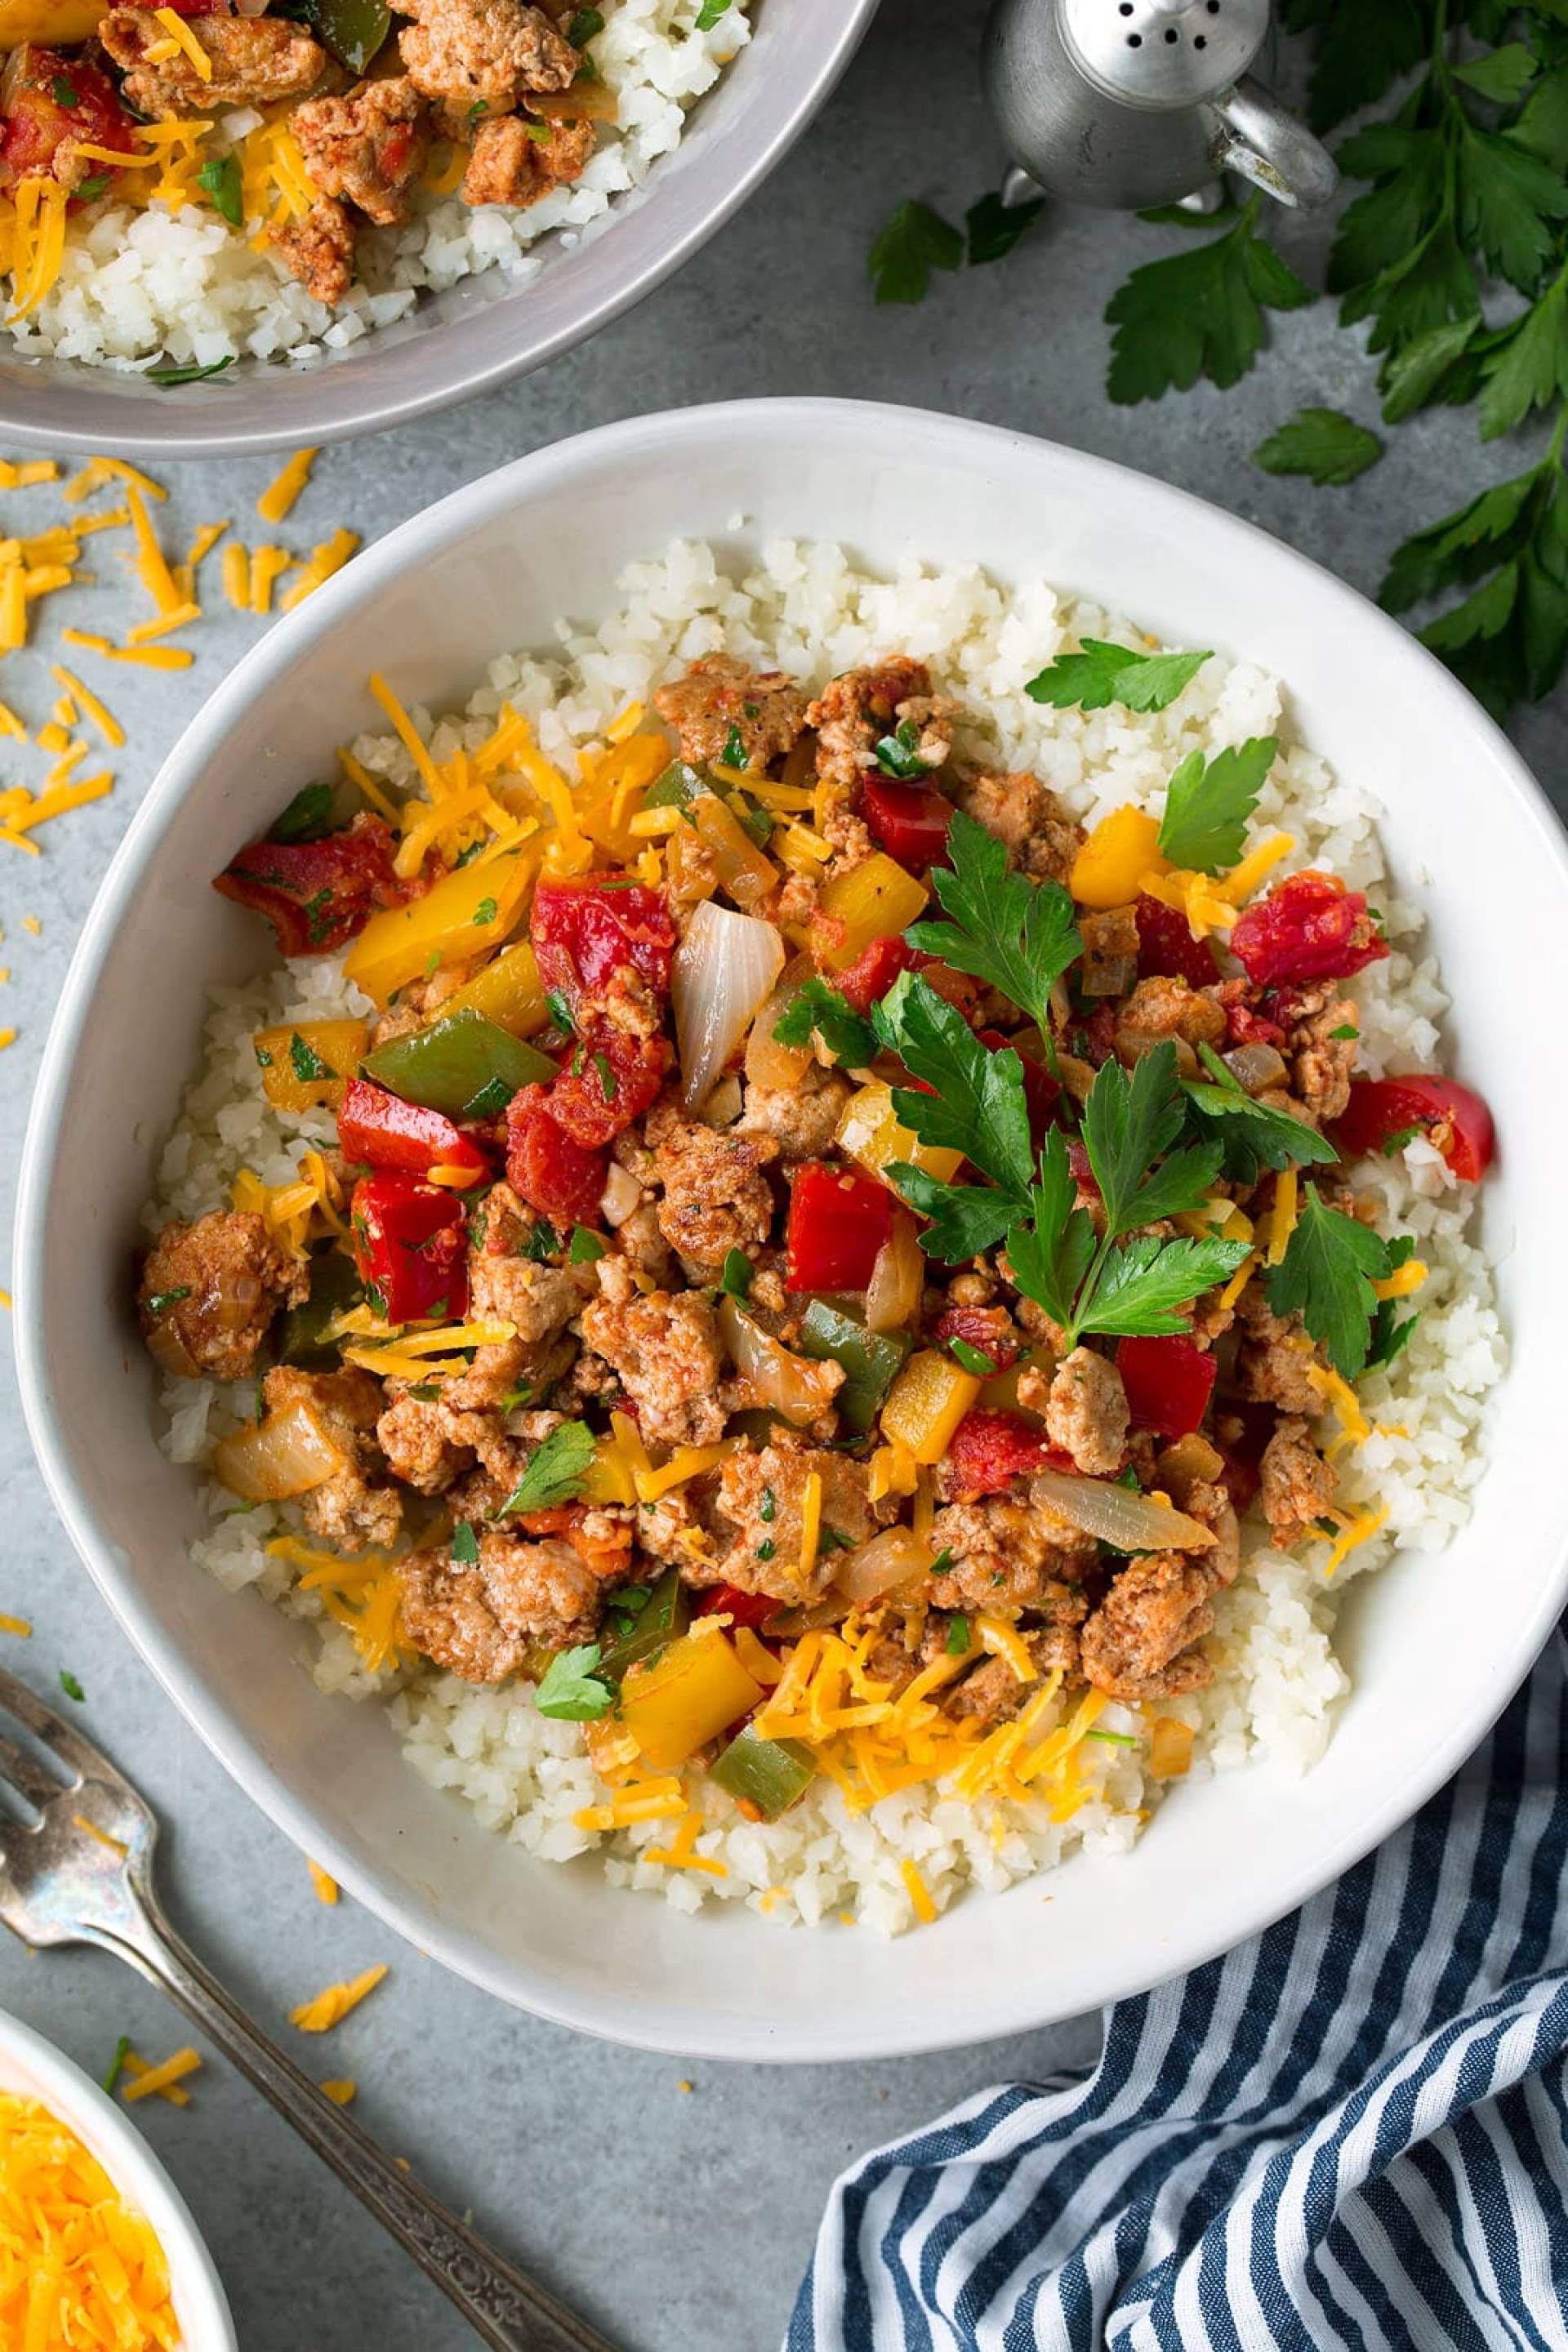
[16,400,1568,2060]
[0,0,879,459]
[0,2006,236,2347]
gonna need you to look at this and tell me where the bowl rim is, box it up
[0,2003,238,2348]
[0,0,880,460]
[16,397,1568,2060]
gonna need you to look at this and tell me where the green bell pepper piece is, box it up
[278,1250,362,1369]
[797,1302,911,1433]
[362,1007,555,1120]
[710,1725,816,1820]
[597,1566,693,1682]
[644,760,706,812]
[310,0,391,74]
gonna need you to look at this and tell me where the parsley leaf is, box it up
[1183,1044,1340,1179]
[1106,198,1313,405]
[891,1165,1023,1263]
[535,1643,615,1720]
[1251,407,1383,486]
[719,1247,752,1298]
[773,976,879,1068]
[568,1226,606,1264]
[693,0,732,24]
[60,1671,86,1703]
[74,173,110,203]
[1025,638,1211,715]
[272,781,335,843]
[904,807,1080,1036]
[521,1216,560,1262]
[965,189,1046,267]
[289,1031,332,1085]
[1454,44,1539,107]
[452,1521,480,1566]
[1080,1040,1217,1235]
[496,1422,596,1515]
[1156,735,1277,873]
[945,1614,971,1655]
[869,198,964,305]
[146,357,234,387]
[872,973,1035,1200]
[1278,0,1427,136]
[144,1285,192,1315]
[872,718,928,778]
[1263,1183,1392,1379]
[1072,1231,1251,1339]
[198,152,243,229]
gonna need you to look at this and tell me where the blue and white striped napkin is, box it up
[792,1626,1568,2350]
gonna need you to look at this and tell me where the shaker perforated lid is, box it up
[1060,0,1267,109]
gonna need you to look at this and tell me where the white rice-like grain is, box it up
[149,538,1505,1935]
[7,0,748,369]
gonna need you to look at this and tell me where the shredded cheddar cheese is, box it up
[0,2091,181,2348]
[1265,1169,1298,1267]
[154,8,212,75]
[320,2079,357,2106]
[1322,1504,1389,1577]
[257,446,319,524]
[900,1858,936,1924]
[290,1962,388,2032]
[308,1858,340,1905]
[0,1612,32,1636]
[120,2047,202,2105]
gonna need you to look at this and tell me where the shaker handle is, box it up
[1207,76,1339,211]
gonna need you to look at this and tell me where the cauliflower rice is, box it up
[148,538,1505,1937]
[7,0,747,372]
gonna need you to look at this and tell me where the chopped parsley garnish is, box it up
[60,1671,85,1703]
[545,988,575,1036]
[606,1584,649,1639]
[452,840,484,868]
[817,1526,855,1554]
[272,781,335,843]
[74,173,110,203]
[929,1548,953,1578]
[535,1643,615,1720]
[719,1247,753,1299]
[103,2036,130,2095]
[568,1225,606,1264]
[496,1421,597,1516]
[522,1217,560,1262]
[1025,639,1212,715]
[1381,1124,1422,1156]
[869,198,964,305]
[1156,735,1278,874]
[905,807,1080,1044]
[197,152,243,228]
[760,1486,777,1522]
[472,897,498,927]
[51,75,78,105]
[1329,1024,1361,1042]
[143,1285,191,1315]
[946,1336,995,1377]
[1085,1726,1140,1748]
[409,1382,441,1402]
[363,1281,387,1316]
[773,976,878,1068]
[567,2,604,39]
[1264,1184,1411,1380]
[755,1539,777,1561]
[498,1383,533,1414]
[871,718,927,779]
[719,722,747,768]
[945,1615,971,1656]
[452,1521,480,1566]
[1182,1043,1339,1181]
[146,357,234,387]
[463,1075,514,1120]
[693,0,733,27]
[593,1050,617,1102]
[289,1031,332,1085]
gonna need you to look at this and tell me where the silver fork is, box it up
[0,1666,622,2352]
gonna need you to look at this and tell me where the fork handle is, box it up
[93,1895,621,2352]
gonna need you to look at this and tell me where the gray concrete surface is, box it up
[0,2,1561,2346]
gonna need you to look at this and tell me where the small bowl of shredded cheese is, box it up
[0,2006,235,2350]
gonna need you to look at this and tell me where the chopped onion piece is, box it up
[600,1161,642,1228]
[719,1296,840,1426]
[1031,1467,1215,1552]
[702,1073,744,1128]
[671,899,785,1113]
[865,1206,923,1334]
[213,1401,346,1501]
[746,954,813,1092]
[1223,1041,1288,1096]
[834,1525,931,1605]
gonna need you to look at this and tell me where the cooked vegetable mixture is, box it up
[139,626,1496,1901]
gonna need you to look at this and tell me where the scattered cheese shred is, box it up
[121,2047,202,2105]
[0,2091,181,2348]
[60,630,193,670]
[65,457,167,505]
[257,445,319,524]
[223,541,251,610]
[0,1612,31,1636]
[0,702,24,739]
[633,1441,734,1504]
[307,1857,339,1905]
[124,484,184,619]
[290,1962,388,2032]
[901,1859,937,1925]
[0,458,56,488]
[977,1614,1036,1684]
[1265,1169,1298,1267]
[154,7,212,76]
[126,604,201,646]
[249,543,293,615]
[643,1811,728,1876]
[278,527,359,612]
[1322,1504,1389,1578]
[118,2052,189,2109]
[71,1813,127,1856]
[320,2079,357,2106]
[1371,1257,1428,1302]
[51,666,124,749]
[186,519,229,569]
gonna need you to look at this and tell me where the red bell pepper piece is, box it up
[785,1163,892,1293]
[835,934,924,1014]
[505,1082,608,1227]
[697,1584,777,1630]
[546,1026,671,1150]
[858,773,954,873]
[945,1410,1070,1502]
[1136,893,1220,990]
[213,814,406,957]
[531,875,677,1013]
[337,1078,489,1183]
[1230,870,1389,989]
[1213,977,1286,1051]
[1116,1334,1218,1440]
[1332,1075,1494,1183]
[932,1306,1018,1374]
[0,47,137,191]
[350,1173,469,1324]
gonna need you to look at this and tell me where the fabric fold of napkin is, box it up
[792,1627,1568,2350]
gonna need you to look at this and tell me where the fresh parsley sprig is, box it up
[873,972,1036,1200]
[1024,639,1213,715]
[535,1643,616,1720]
[1264,1183,1402,1379]
[903,808,1080,1044]
[773,975,880,1068]
[495,1420,596,1517]
[1183,1042,1340,1182]
[1156,736,1278,874]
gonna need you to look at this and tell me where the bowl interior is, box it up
[0,0,876,457]
[0,2007,236,2348]
[18,401,1568,2060]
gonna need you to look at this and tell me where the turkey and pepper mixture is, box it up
[137,642,1495,1827]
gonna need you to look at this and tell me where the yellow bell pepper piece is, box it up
[879,1350,982,1465]
[837,1080,963,1190]
[578,1430,639,1508]
[0,0,109,48]
[252,1020,368,1114]
[1071,805,1169,911]
[430,940,550,1037]
[620,1632,764,1771]
[817,851,928,969]
[343,851,532,1006]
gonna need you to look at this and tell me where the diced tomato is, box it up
[0,47,137,191]
[932,1306,1018,1374]
[978,1027,1059,1143]
[337,1078,489,1183]
[1213,976,1285,1051]
[945,1409,1068,1502]
[835,934,924,1015]
[1332,1075,1494,1184]
[785,1162,891,1292]
[1068,1139,1100,1204]
[1136,893,1220,990]
[1070,1004,1117,1068]
[505,1082,608,1227]
[350,1173,468,1324]
[214,814,406,957]
[1230,869,1389,989]
[697,1584,777,1630]
[1116,1334,1218,1439]
[858,773,955,873]
[546,1027,670,1150]
[531,875,676,1013]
